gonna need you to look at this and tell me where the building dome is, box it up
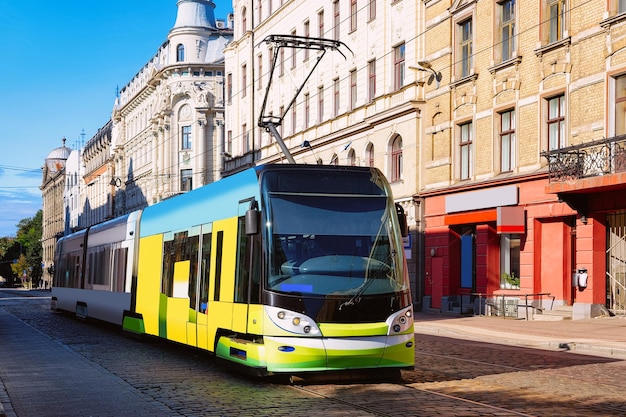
[171,0,217,31]
[45,138,71,173]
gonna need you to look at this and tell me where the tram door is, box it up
[192,223,212,350]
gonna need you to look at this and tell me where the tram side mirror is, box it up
[245,208,260,235]
[396,203,408,237]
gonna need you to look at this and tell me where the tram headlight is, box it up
[386,306,414,335]
[266,306,320,336]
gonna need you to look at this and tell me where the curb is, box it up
[413,324,626,359]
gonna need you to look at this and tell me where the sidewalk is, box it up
[413,312,626,359]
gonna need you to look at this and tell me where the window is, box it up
[304,20,310,61]
[350,70,357,110]
[176,44,185,62]
[369,0,376,20]
[333,78,340,117]
[348,149,356,166]
[241,7,247,33]
[304,93,310,129]
[279,47,285,76]
[498,0,515,62]
[181,169,193,191]
[242,64,247,98]
[318,86,324,122]
[227,130,232,155]
[258,0,262,23]
[242,123,248,153]
[547,95,565,150]
[368,60,376,102]
[181,125,192,149]
[394,43,405,90]
[366,143,374,167]
[500,234,520,289]
[615,75,626,136]
[459,121,473,180]
[291,29,297,69]
[458,19,472,78]
[500,109,515,172]
[227,73,233,104]
[547,0,566,43]
[390,135,403,182]
[257,54,263,90]
[291,103,297,134]
[318,10,325,37]
[350,0,357,32]
[333,1,340,40]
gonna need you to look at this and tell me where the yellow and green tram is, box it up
[52,164,414,375]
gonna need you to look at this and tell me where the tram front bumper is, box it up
[264,333,415,373]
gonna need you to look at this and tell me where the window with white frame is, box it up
[350,0,357,32]
[394,43,405,90]
[368,60,376,103]
[318,86,324,123]
[181,125,192,150]
[348,149,356,166]
[333,78,340,117]
[181,169,193,192]
[614,74,626,136]
[241,63,247,98]
[304,20,310,61]
[500,109,515,172]
[459,121,473,180]
[177,44,185,62]
[350,70,357,110]
[546,0,566,44]
[368,0,376,20]
[457,19,473,78]
[333,1,340,40]
[498,0,516,62]
[547,94,565,150]
[390,135,403,182]
[366,143,375,167]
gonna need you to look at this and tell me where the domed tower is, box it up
[44,137,72,177]
[41,137,72,289]
[169,0,218,65]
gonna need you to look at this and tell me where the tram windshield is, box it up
[266,192,405,297]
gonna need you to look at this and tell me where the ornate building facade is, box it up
[224,0,427,303]
[40,138,72,288]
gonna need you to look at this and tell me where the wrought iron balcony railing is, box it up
[541,134,626,183]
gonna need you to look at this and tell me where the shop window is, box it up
[500,234,520,289]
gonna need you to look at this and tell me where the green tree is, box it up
[13,210,43,287]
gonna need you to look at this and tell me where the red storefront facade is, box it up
[419,163,626,319]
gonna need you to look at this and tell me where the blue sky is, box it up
[0,1,233,237]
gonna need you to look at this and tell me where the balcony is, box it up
[541,135,626,195]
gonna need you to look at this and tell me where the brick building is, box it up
[418,0,626,319]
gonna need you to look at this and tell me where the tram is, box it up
[52,164,415,375]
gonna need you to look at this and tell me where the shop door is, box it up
[606,212,626,315]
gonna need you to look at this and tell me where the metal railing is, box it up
[471,292,555,320]
[541,134,626,183]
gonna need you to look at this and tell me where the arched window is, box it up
[347,149,356,166]
[390,135,403,182]
[366,143,375,167]
[176,44,185,62]
[331,153,339,165]
[241,7,247,33]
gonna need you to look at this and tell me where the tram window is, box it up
[162,231,199,300]
[112,247,128,292]
[187,235,199,308]
[214,231,224,301]
[199,232,212,313]
[234,217,249,303]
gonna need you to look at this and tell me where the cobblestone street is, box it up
[1,290,625,416]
